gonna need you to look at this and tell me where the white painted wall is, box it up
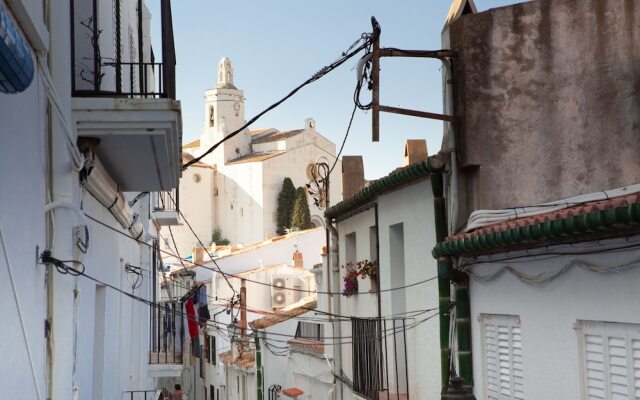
[1,1,172,399]
[0,36,47,400]
[467,237,640,400]
[163,164,215,256]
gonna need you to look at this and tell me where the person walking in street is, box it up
[174,384,188,400]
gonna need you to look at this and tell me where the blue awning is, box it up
[0,3,35,93]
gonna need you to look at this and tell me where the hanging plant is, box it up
[342,263,359,296]
[356,259,378,281]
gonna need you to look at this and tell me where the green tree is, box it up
[276,177,296,235]
[291,187,312,230]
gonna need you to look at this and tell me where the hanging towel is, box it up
[198,285,207,306]
[185,299,199,338]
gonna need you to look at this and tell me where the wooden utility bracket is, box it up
[370,21,455,142]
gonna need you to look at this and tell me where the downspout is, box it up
[326,218,342,400]
[374,203,384,392]
[430,173,452,395]
[255,332,263,400]
[442,54,474,393]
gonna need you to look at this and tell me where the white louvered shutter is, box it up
[482,314,524,400]
[579,321,640,400]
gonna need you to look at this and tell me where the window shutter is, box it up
[579,321,640,400]
[482,314,523,400]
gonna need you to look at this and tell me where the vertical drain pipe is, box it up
[327,220,343,400]
[430,173,452,394]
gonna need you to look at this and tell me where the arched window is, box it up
[209,106,214,127]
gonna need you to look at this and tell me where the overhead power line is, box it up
[84,212,439,296]
[182,25,379,171]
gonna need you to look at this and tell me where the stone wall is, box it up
[449,0,640,220]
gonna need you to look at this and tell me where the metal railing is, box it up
[149,301,183,364]
[154,188,179,213]
[122,390,160,400]
[71,0,176,99]
[351,317,410,400]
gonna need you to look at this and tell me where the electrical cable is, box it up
[41,252,439,345]
[465,256,640,286]
[182,28,378,171]
[167,192,236,299]
[84,212,438,296]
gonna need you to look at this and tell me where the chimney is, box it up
[404,140,428,166]
[192,246,204,265]
[293,250,304,269]
[342,155,365,198]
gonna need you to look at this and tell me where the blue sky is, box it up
[152,0,525,179]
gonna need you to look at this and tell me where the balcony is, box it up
[71,0,181,192]
[148,301,183,376]
[151,189,181,226]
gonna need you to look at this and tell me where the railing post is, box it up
[115,0,122,93]
[137,0,144,96]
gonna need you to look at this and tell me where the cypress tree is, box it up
[276,177,296,235]
[291,186,312,230]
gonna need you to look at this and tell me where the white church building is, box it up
[174,58,342,252]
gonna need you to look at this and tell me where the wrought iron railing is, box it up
[154,188,179,213]
[150,240,183,364]
[121,390,160,400]
[71,0,176,99]
[149,301,183,364]
[351,317,410,400]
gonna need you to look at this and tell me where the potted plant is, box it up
[342,262,359,296]
[357,259,378,292]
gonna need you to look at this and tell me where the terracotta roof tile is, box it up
[434,193,640,257]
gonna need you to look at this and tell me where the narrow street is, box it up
[2,1,640,399]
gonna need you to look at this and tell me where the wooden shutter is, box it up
[579,321,640,400]
[482,314,524,400]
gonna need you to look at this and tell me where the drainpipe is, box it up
[373,203,383,388]
[255,332,263,400]
[430,173,452,394]
[326,219,342,400]
[454,277,473,391]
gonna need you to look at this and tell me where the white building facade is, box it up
[0,0,182,399]
[324,145,443,400]
[434,193,640,400]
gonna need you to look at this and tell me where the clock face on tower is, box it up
[233,102,241,111]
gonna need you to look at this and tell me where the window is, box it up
[209,106,214,127]
[210,385,215,400]
[480,314,523,400]
[576,320,640,400]
[295,321,324,342]
[209,335,216,365]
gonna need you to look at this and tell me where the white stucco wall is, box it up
[0,48,47,400]
[216,161,265,245]
[165,164,215,256]
[467,237,640,400]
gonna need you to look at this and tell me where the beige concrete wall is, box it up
[449,0,640,221]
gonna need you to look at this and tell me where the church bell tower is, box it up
[201,57,250,163]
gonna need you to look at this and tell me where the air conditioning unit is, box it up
[271,275,297,309]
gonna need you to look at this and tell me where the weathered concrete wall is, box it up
[450,0,640,216]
